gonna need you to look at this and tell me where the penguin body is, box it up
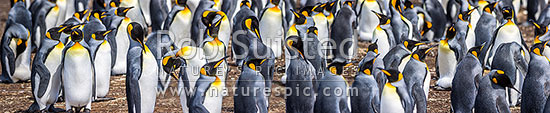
[351,52,380,113]
[149,0,169,31]
[490,42,528,107]
[86,30,113,99]
[61,29,93,112]
[436,25,463,89]
[379,69,414,113]
[232,16,262,66]
[451,46,483,113]
[109,7,133,75]
[30,0,56,49]
[311,4,330,56]
[74,0,88,12]
[402,47,433,112]
[232,0,256,35]
[389,0,413,43]
[177,46,207,95]
[304,27,327,89]
[455,9,476,50]
[423,0,447,40]
[125,23,159,113]
[259,0,285,58]
[0,21,32,83]
[119,0,147,27]
[474,70,517,113]
[372,11,396,58]
[245,35,276,98]
[55,0,68,26]
[330,2,357,61]
[190,0,215,45]
[357,0,382,41]
[486,7,529,67]
[233,58,269,113]
[164,2,193,47]
[146,32,176,94]
[474,3,497,47]
[313,61,352,113]
[521,42,550,113]
[63,0,76,21]
[537,4,550,25]
[139,0,152,26]
[285,36,316,113]
[189,59,226,113]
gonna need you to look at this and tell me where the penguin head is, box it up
[312,3,326,13]
[239,0,251,8]
[307,27,318,36]
[127,22,145,46]
[242,16,261,40]
[10,0,25,7]
[489,69,520,92]
[95,0,108,9]
[342,1,354,8]
[91,29,114,40]
[162,56,185,80]
[291,9,308,25]
[372,11,390,25]
[115,7,133,17]
[468,45,484,58]
[300,6,314,17]
[530,42,548,56]
[87,10,108,22]
[286,36,305,59]
[245,58,267,71]
[200,57,228,76]
[70,29,84,42]
[402,40,425,51]
[328,61,354,75]
[533,21,549,43]
[483,2,498,13]
[390,0,403,13]
[203,11,226,37]
[73,9,89,21]
[109,0,121,8]
[379,68,403,83]
[444,24,457,41]
[269,0,280,6]
[403,0,414,10]
[60,24,84,35]
[420,14,432,36]
[45,27,66,41]
[324,1,336,14]
[175,0,188,6]
[358,55,377,75]
[458,8,476,22]
[501,7,514,20]
[367,43,378,54]
[412,46,435,62]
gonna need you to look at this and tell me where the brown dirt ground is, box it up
[0,0,534,112]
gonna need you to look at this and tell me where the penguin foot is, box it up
[432,86,451,91]
[48,106,64,112]
[83,109,91,113]
[94,97,115,102]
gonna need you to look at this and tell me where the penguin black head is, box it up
[324,1,336,12]
[445,24,457,40]
[115,7,133,17]
[70,29,84,42]
[468,45,484,58]
[367,43,378,54]
[270,0,280,6]
[328,61,354,75]
[127,22,145,44]
[92,29,114,40]
[286,36,305,59]
[533,21,549,43]
[483,2,498,13]
[239,0,251,8]
[73,9,89,21]
[402,40,425,51]
[109,0,120,8]
[390,0,403,13]
[342,1,354,8]
[501,7,514,20]
[175,0,188,6]
[372,11,390,25]
[412,46,435,62]
[379,68,402,83]
[300,6,314,17]
[291,9,308,25]
[95,0,107,9]
[312,3,326,13]
[458,8,476,22]
[10,0,25,7]
[202,10,220,27]
[245,58,267,71]
[201,57,228,76]
[490,69,520,92]
[530,42,548,56]
[162,56,184,80]
[46,27,66,41]
[87,10,108,21]
[242,16,261,40]
[203,11,225,37]
[404,0,414,10]
[307,26,318,36]
[359,55,377,75]
[420,14,432,36]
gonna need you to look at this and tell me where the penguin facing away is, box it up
[521,42,550,113]
[451,46,484,113]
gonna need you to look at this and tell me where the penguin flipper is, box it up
[496,96,511,113]
[412,83,427,113]
[189,77,212,113]
[107,29,118,68]
[126,47,143,112]
[34,62,51,98]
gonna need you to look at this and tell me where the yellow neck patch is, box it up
[363,69,371,75]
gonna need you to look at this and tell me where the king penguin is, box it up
[233,58,269,113]
[87,29,114,101]
[117,0,147,28]
[485,7,529,68]
[190,0,215,45]
[357,0,382,41]
[311,3,330,48]
[109,7,134,75]
[455,8,477,50]
[403,46,434,104]
[285,36,316,113]
[435,24,464,90]
[163,0,193,47]
[202,10,231,48]
[521,42,550,113]
[351,51,380,113]
[0,21,32,83]
[371,11,396,58]
[201,12,229,96]
[61,29,94,112]
[28,27,66,112]
[389,0,414,43]
[450,46,483,113]
[474,69,519,113]
[259,0,286,58]
[490,42,528,107]
[330,1,357,61]
[125,22,159,113]
[30,0,57,49]
[232,16,262,66]
[422,0,448,41]
[314,60,352,113]
[189,58,226,113]
[474,2,498,47]
[379,68,414,113]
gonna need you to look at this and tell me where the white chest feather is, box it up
[381,84,405,113]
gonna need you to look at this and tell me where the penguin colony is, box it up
[1,0,550,112]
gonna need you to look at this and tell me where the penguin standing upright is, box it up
[475,2,498,47]
[474,69,519,113]
[149,0,170,31]
[389,0,414,43]
[118,0,147,27]
[233,58,269,113]
[490,42,528,107]
[109,7,134,75]
[285,36,316,113]
[310,3,330,49]
[30,0,57,49]
[435,25,464,89]
[83,10,107,43]
[74,0,88,12]
[164,0,193,47]
[61,29,94,112]
[379,68,414,113]
[202,10,231,48]
[55,0,68,26]
[232,0,256,34]
[351,51,380,113]
[402,46,433,108]
[87,30,114,100]
[521,42,550,113]
[455,8,476,50]
[0,21,32,83]
[485,7,529,67]
[450,46,483,113]
[125,22,159,113]
[189,58,226,113]
[330,1,357,61]
[304,27,327,88]
[201,12,229,103]
[28,27,66,112]
[63,0,76,21]
[314,60,352,113]
[423,0,447,41]
[259,0,285,58]
[357,0,382,41]
[190,0,215,45]
[371,11,396,58]
[232,16,261,66]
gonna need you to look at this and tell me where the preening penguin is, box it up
[259,0,286,58]
[175,46,207,95]
[285,36,316,113]
[189,58,227,113]
[351,52,380,113]
[450,46,484,113]
[521,42,550,113]
[0,21,32,83]
[313,61,352,113]
[109,7,134,75]
[232,16,261,66]
[422,0,448,41]
[201,10,231,49]
[125,22,159,113]
[233,58,269,113]
[474,69,519,113]
[61,29,94,112]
